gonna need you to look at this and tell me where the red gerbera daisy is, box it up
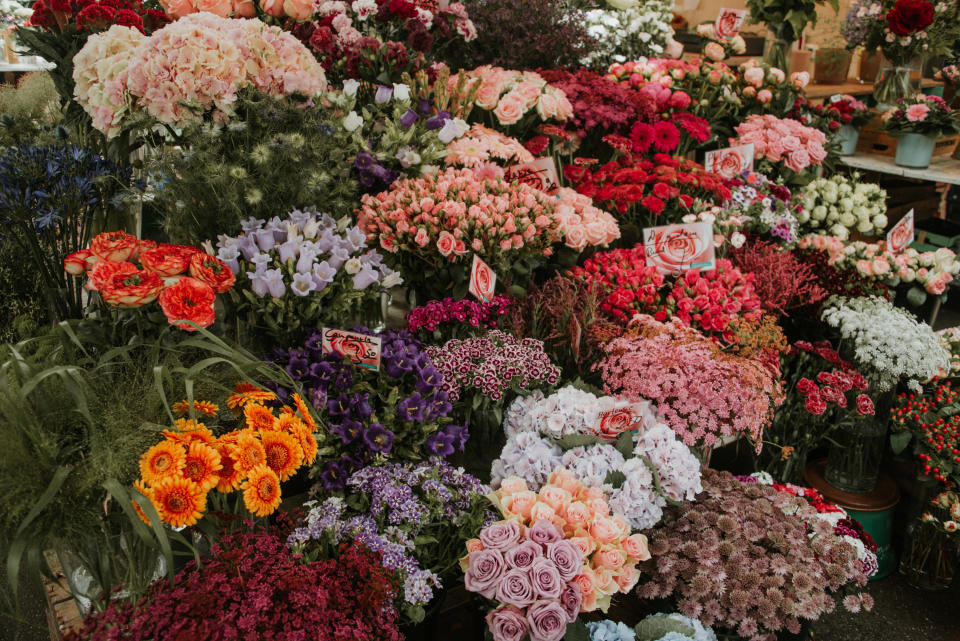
[652,121,681,153]
[629,122,654,153]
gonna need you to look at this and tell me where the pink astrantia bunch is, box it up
[78,13,327,132]
[444,124,534,168]
[479,469,651,615]
[597,315,784,450]
[406,294,513,336]
[425,330,560,403]
[458,66,574,130]
[732,114,828,173]
[72,25,146,139]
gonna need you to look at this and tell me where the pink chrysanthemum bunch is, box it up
[597,315,783,449]
[637,469,873,641]
[732,114,827,174]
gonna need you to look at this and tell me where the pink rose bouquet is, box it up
[882,93,960,138]
[457,66,573,138]
[732,114,828,178]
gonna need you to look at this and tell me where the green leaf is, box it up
[564,620,590,641]
[604,470,627,488]
[551,433,604,450]
[890,430,913,455]
[615,430,634,459]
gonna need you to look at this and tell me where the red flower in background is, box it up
[652,121,680,152]
[74,4,117,30]
[886,0,934,35]
[159,277,217,331]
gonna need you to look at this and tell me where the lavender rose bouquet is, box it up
[272,328,467,488]
[217,208,401,348]
[288,459,491,623]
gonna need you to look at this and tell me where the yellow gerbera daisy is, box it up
[171,399,219,418]
[244,403,278,433]
[151,476,206,527]
[181,441,222,492]
[260,430,304,481]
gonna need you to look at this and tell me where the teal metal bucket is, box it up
[847,504,898,579]
[895,132,936,168]
[837,124,860,156]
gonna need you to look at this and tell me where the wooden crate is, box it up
[856,113,960,158]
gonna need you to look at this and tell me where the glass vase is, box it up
[765,38,792,74]
[873,61,919,111]
[899,517,956,590]
[825,395,891,493]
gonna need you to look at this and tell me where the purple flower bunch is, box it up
[464,520,583,641]
[426,330,560,403]
[288,459,492,624]
[272,328,467,489]
[406,294,514,339]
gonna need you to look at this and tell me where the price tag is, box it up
[505,157,560,194]
[469,254,497,302]
[321,328,382,370]
[887,209,914,254]
[642,221,717,275]
[704,143,754,180]
[715,8,747,39]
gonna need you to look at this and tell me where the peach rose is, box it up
[493,93,526,126]
[196,0,232,15]
[475,82,504,110]
[569,536,596,558]
[549,469,582,494]
[514,82,541,110]
[589,517,620,544]
[160,0,195,18]
[465,538,484,553]
[615,565,639,592]
[594,569,619,596]
[500,477,528,494]
[529,501,556,522]
[233,0,256,16]
[283,0,314,19]
[612,515,630,538]
[573,568,597,598]
[592,546,627,571]
[564,501,592,528]
[506,490,537,519]
[260,0,285,16]
[579,486,605,501]
[623,533,650,561]
[436,230,456,257]
[585,498,610,518]
[538,486,572,514]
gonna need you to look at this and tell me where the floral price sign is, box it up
[703,143,754,180]
[321,328,382,370]
[887,209,914,254]
[642,221,717,275]
[597,401,652,440]
[715,8,748,38]
[469,254,497,302]
[504,157,560,194]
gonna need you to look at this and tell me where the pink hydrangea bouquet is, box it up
[468,468,651,619]
[882,94,960,138]
[72,25,145,138]
[732,114,828,178]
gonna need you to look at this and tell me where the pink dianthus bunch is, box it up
[732,114,827,173]
[406,294,513,335]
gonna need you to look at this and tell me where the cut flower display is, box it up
[798,173,888,239]
[882,93,960,138]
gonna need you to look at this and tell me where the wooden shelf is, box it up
[805,78,942,100]
[840,152,960,186]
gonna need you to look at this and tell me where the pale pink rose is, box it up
[906,103,930,122]
[414,227,430,247]
[780,135,800,152]
[704,42,725,61]
[857,259,875,276]
[197,0,232,16]
[584,220,610,246]
[475,82,504,110]
[283,0,314,19]
[594,569,619,596]
[500,477,528,494]
[493,93,526,126]
[589,517,620,544]
[553,90,574,120]
[514,82,541,110]
[743,67,765,88]
[623,533,650,561]
[929,273,948,294]
[785,148,811,172]
[757,89,773,104]
[471,238,484,252]
[436,230,456,257]
[765,141,784,161]
[536,93,559,121]
[564,226,587,250]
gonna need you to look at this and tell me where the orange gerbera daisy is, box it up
[226,382,276,412]
[163,419,215,444]
[171,399,219,418]
[275,413,304,434]
[181,441,222,492]
[233,430,267,472]
[244,403,277,432]
[151,476,207,527]
[132,479,153,526]
[292,393,317,431]
[242,465,282,516]
[138,440,186,485]
[291,424,319,465]
[260,430,304,481]
[212,442,243,493]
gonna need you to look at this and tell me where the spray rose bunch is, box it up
[638,469,873,641]
[444,123,534,168]
[598,315,784,449]
[797,173,888,239]
[65,231,234,330]
[460,66,574,137]
[732,114,828,178]
[479,469,652,615]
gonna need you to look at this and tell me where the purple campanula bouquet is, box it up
[272,327,467,489]
[217,208,401,348]
[287,459,491,624]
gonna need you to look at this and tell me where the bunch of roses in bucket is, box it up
[569,249,763,341]
[562,154,730,231]
[64,231,235,331]
[598,315,784,450]
[134,383,319,527]
[288,459,491,623]
[637,470,873,641]
[731,114,828,181]
[271,328,464,489]
[63,523,403,641]
[467,469,652,626]
[356,167,571,300]
[73,14,326,136]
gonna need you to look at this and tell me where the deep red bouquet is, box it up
[28,0,168,34]
[886,0,934,36]
[569,248,763,340]
[563,153,730,229]
[540,67,655,140]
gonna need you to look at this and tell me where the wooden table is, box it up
[805,78,942,100]
[839,153,960,186]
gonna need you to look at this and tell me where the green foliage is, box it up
[0,71,63,147]
[634,615,695,641]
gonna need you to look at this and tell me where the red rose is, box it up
[100,269,163,307]
[90,230,139,262]
[159,277,217,331]
[140,244,198,276]
[886,0,934,36]
[188,253,236,294]
[87,260,138,291]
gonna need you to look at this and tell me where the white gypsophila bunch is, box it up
[820,296,950,391]
[796,173,887,240]
[580,0,673,69]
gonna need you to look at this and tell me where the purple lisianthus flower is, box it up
[285,352,309,379]
[401,108,419,128]
[353,265,380,290]
[486,606,528,641]
[363,423,395,453]
[424,431,455,457]
[546,541,583,582]
[350,393,373,420]
[397,392,426,422]
[355,152,376,171]
[504,539,543,570]
[464,549,505,600]
[371,164,398,184]
[495,568,536,609]
[526,600,568,641]
[527,520,563,547]
[426,110,451,130]
[375,85,393,103]
[558,584,581,623]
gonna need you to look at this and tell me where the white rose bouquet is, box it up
[797,173,887,239]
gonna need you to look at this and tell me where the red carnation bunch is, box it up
[563,153,730,229]
[569,248,763,341]
[792,340,873,417]
[64,230,234,331]
[886,0,935,36]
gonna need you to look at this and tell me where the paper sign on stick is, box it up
[321,328,382,370]
[704,143,754,180]
[715,8,747,38]
[642,221,717,275]
[887,209,914,254]
[505,157,560,194]
[469,254,497,302]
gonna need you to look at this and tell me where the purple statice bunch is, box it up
[289,460,492,623]
[272,328,467,490]
[841,0,879,49]
[637,469,873,641]
[406,295,514,339]
[425,330,560,404]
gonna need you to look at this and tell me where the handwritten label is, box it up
[469,254,497,302]
[704,143,754,180]
[642,221,717,275]
[887,209,914,254]
[597,401,653,440]
[505,157,560,194]
[715,8,747,38]
[321,328,382,370]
